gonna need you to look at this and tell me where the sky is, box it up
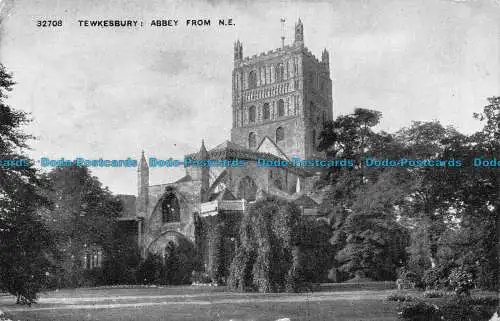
[0,0,499,195]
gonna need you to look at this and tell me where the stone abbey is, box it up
[118,19,333,278]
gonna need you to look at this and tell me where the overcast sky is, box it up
[0,0,499,195]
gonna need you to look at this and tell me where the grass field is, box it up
[0,286,400,321]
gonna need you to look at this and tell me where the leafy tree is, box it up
[0,64,55,304]
[102,222,140,285]
[42,165,122,287]
[318,108,410,281]
[335,169,410,280]
[228,196,301,292]
[396,121,467,268]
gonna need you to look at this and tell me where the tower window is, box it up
[275,63,284,82]
[248,70,257,89]
[249,132,256,148]
[162,194,180,223]
[263,103,270,120]
[249,105,256,123]
[278,99,285,117]
[276,127,285,142]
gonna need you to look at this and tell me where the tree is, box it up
[42,165,122,287]
[396,121,467,268]
[228,196,301,292]
[335,169,410,280]
[318,108,410,281]
[0,64,55,304]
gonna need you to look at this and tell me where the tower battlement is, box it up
[230,18,334,160]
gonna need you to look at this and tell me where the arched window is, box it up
[249,106,256,123]
[274,179,283,190]
[263,103,270,120]
[312,129,316,148]
[248,132,256,148]
[162,194,180,223]
[277,99,285,117]
[248,70,257,89]
[275,63,284,82]
[276,127,285,142]
[237,176,257,201]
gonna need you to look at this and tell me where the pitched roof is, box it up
[256,136,289,161]
[173,175,192,184]
[186,140,290,162]
[208,188,237,202]
[184,140,314,177]
[292,194,319,208]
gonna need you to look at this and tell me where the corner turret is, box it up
[294,18,304,46]
[136,150,149,218]
[321,48,330,73]
[234,40,243,61]
[199,140,210,202]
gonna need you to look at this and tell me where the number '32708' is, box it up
[36,20,63,27]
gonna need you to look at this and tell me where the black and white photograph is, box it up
[0,0,499,320]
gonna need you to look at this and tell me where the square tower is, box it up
[230,19,333,160]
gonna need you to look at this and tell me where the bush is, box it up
[296,219,333,283]
[399,301,442,321]
[82,267,105,287]
[467,295,499,306]
[386,293,416,302]
[440,298,492,321]
[399,297,496,321]
[448,267,474,296]
[136,253,163,285]
[398,268,423,289]
[191,271,211,284]
[422,290,453,298]
[422,263,455,290]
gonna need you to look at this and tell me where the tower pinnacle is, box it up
[280,18,286,48]
[294,18,304,46]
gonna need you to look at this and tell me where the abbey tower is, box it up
[230,19,333,160]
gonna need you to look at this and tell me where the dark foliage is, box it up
[422,262,456,290]
[102,223,141,285]
[228,196,302,292]
[0,64,56,304]
[399,297,496,321]
[399,301,443,321]
[136,241,195,285]
[136,253,163,285]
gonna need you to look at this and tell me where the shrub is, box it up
[136,253,163,285]
[191,271,211,284]
[422,263,455,290]
[399,296,496,321]
[386,293,416,302]
[448,267,474,296]
[398,268,423,289]
[440,298,492,321]
[422,290,453,298]
[399,301,442,321]
[467,295,499,306]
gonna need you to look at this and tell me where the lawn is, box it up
[0,286,400,321]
